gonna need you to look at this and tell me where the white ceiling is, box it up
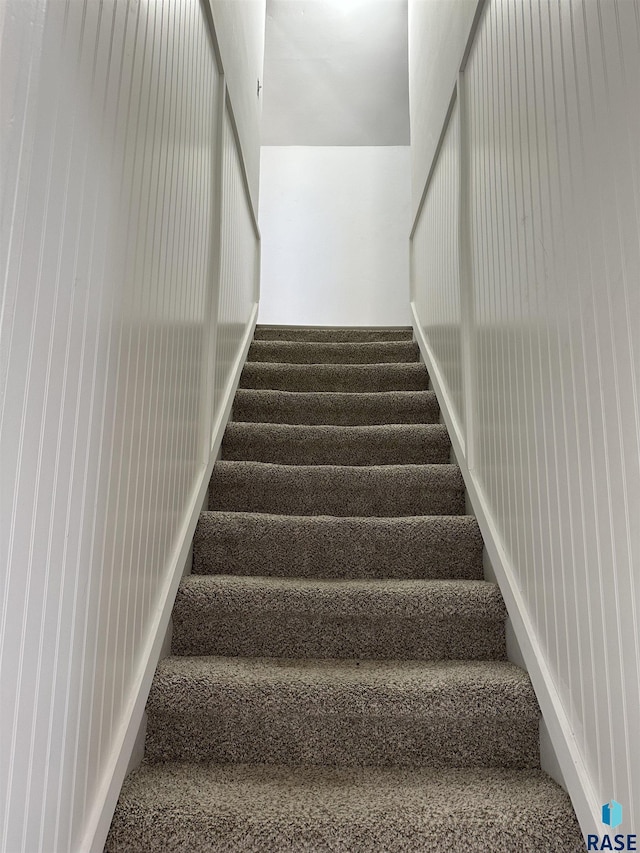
[261,0,410,146]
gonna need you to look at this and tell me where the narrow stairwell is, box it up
[107,326,583,852]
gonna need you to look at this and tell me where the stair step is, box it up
[222,422,451,465]
[192,512,484,580]
[240,362,429,392]
[106,763,584,853]
[171,576,506,660]
[254,325,414,342]
[107,322,585,849]
[232,389,440,425]
[144,657,539,767]
[247,340,420,364]
[208,462,466,517]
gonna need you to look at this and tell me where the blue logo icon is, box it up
[602,801,623,829]
[588,800,635,850]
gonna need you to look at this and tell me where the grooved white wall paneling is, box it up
[215,104,262,422]
[259,146,411,327]
[0,1,262,851]
[410,98,464,449]
[409,0,640,836]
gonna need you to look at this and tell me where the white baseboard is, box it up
[81,305,258,853]
[411,302,599,838]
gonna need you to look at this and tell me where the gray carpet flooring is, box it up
[240,361,429,392]
[171,576,507,659]
[192,512,485,579]
[247,340,420,363]
[106,325,583,851]
[232,388,441,425]
[254,326,415,342]
[222,422,451,465]
[209,461,466,516]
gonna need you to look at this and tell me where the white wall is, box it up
[408,0,478,217]
[0,1,261,851]
[259,146,411,326]
[260,0,411,327]
[262,0,409,145]
[210,0,267,205]
[409,0,640,836]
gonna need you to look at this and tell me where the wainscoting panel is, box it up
[410,0,640,832]
[411,98,465,447]
[0,1,260,850]
[213,102,261,434]
[466,0,640,824]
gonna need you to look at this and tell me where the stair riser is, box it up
[208,485,465,517]
[144,712,539,769]
[247,341,420,364]
[192,514,484,579]
[171,613,506,660]
[240,363,429,392]
[221,424,451,466]
[232,390,440,425]
[209,464,466,517]
[254,327,414,342]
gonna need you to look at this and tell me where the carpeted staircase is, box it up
[106,326,584,852]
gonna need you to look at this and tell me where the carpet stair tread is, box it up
[144,656,539,767]
[192,512,484,579]
[240,361,429,392]
[171,576,507,659]
[174,575,505,618]
[232,388,440,424]
[254,325,414,342]
[106,763,584,853]
[209,461,466,516]
[149,655,536,711]
[222,422,451,465]
[247,340,420,364]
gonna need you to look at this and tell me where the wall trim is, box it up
[459,0,488,72]
[200,0,262,229]
[410,86,457,242]
[411,300,599,837]
[411,304,465,458]
[224,92,261,241]
[81,305,258,853]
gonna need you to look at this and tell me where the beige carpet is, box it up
[106,325,583,852]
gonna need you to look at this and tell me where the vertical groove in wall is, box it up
[410,0,640,826]
[411,99,464,441]
[0,0,259,848]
